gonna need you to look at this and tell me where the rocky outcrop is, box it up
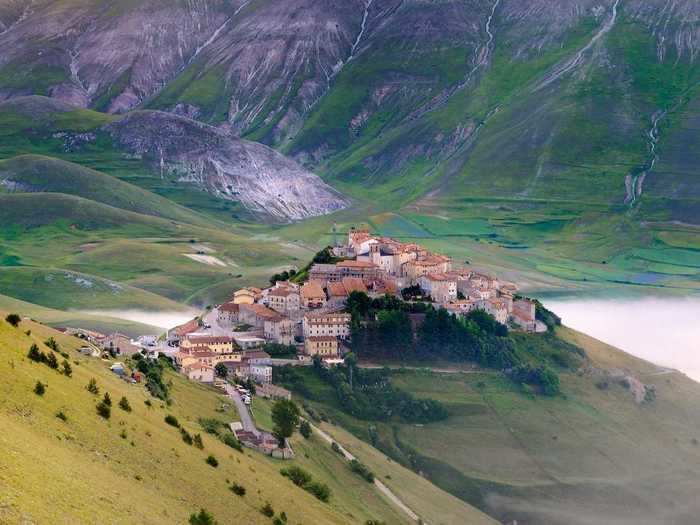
[104,111,348,221]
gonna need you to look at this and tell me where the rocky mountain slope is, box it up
[2,0,697,224]
[0,97,347,221]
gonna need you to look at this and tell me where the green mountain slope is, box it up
[0,155,213,226]
[0,315,419,524]
[279,327,700,525]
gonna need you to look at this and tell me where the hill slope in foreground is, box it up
[292,328,700,525]
[0,314,490,525]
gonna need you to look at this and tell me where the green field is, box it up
[281,327,700,524]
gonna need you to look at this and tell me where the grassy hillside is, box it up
[0,155,212,226]
[277,327,700,525]
[0,315,408,524]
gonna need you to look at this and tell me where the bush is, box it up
[205,455,218,468]
[45,352,59,369]
[103,392,112,406]
[331,441,343,455]
[299,420,312,439]
[45,337,59,352]
[144,399,152,407]
[349,459,375,483]
[189,509,217,525]
[27,344,44,363]
[56,410,67,421]
[230,483,246,496]
[305,481,331,502]
[198,417,224,435]
[261,503,274,517]
[86,378,99,395]
[181,428,193,445]
[164,414,180,428]
[61,360,72,377]
[193,433,204,450]
[34,381,46,396]
[96,401,111,419]
[118,396,132,412]
[221,433,243,452]
[280,466,312,487]
[5,313,21,327]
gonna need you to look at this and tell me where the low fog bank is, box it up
[78,310,197,331]
[546,297,700,381]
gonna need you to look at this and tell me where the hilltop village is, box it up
[165,228,546,385]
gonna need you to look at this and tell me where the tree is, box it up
[5,313,20,327]
[189,509,217,525]
[271,399,300,446]
[193,433,204,449]
[27,344,44,362]
[44,337,59,352]
[45,352,59,370]
[205,455,218,467]
[299,420,312,439]
[61,360,72,377]
[103,392,112,406]
[86,378,99,395]
[34,381,46,396]
[118,396,132,412]
[96,401,111,419]
[214,362,228,379]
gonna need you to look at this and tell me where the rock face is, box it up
[104,111,348,221]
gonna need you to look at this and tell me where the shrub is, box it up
[86,378,99,395]
[299,420,312,439]
[230,483,246,496]
[96,401,111,419]
[260,503,274,518]
[189,509,217,525]
[44,337,59,352]
[45,352,59,370]
[5,313,21,327]
[280,466,312,487]
[221,433,242,451]
[34,381,46,396]
[118,397,132,412]
[305,481,331,502]
[61,360,72,377]
[198,417,224,435]
[56,410,68,421]
[349,460,375,483]
[144,399,152,407]
[27,344,44,362]
[120,429,127,439]
[103,392,112,406]
[164,414,180,427]
[331,441,343,455]
[205,455,219,468]
[193,433,204,450]
[181,428,193,445]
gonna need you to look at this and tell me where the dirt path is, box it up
[309,422,423,524]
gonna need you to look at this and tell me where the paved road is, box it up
[223,383,259,437]
[308,421,424,524]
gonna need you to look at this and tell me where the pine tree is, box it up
[27,344,43,362]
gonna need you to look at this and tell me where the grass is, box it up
[0,314,404,524]
[288,328,700,524]
[0,155,211,226]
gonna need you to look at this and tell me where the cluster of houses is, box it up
[167,227,545,385]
